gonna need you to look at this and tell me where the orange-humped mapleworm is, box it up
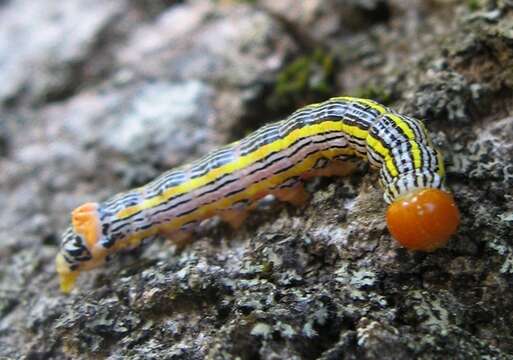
[56,97,460,293]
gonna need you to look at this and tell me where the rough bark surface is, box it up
[1,0,513,359]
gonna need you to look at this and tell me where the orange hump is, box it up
[386,188,460,252]
[71,202,101,249]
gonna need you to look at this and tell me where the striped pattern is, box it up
[58,96,446,274]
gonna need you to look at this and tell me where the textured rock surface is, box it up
[1,0,513,359]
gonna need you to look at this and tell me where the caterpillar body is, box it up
[56,96,460,293]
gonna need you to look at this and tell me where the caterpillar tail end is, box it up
[59,271,79,294]
[56,202,103,294]
[386,188,460,252]
[56,252,79,294]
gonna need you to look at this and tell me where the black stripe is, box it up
[171,207,198,218]
[123,100,371,203]
[118,131,348,225]
[343,112,372,133]
[369,116,408,176]
[273,143,349,176]
[144,102,354,197]
[248,133,342,176]
[180,175,240,202]
[387,114,423,174]
[155,142,354,224]
[240,107,346,156]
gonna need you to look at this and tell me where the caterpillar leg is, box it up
[323,159,359,177]
[272,182,310,207]
[170,230,195,249]
[219,208,249,229]
[158,224,195,249]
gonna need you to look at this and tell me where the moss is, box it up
[267,49,337,111]
[260,261,274,275]
[467,0,481,11]
[352,84,393,105]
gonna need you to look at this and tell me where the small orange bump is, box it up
[272,183,310,207]
[56,253,79,293]
[71,202,100,249]
[159,230,194,251]
[220,209,249,229]
[72,202,98,215]
[386,188,460,252]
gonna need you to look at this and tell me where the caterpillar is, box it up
[56,96,460,293]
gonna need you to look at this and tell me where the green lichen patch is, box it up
[352,84,394,106]
[267,49,337,111]
[467,0,483,11]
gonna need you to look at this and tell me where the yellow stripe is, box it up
[155,148,353,233]
[116,120,356,219]
[436,151,445,177]
[387,114,422,170]
[366,134,398,177]
[341,122,368,141]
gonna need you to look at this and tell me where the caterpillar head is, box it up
[386,188,460,251]
[55,202,108,293]
[382,170,460,251]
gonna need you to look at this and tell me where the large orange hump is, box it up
[71,202,100,249]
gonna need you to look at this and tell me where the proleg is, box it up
[56,96,460,293]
